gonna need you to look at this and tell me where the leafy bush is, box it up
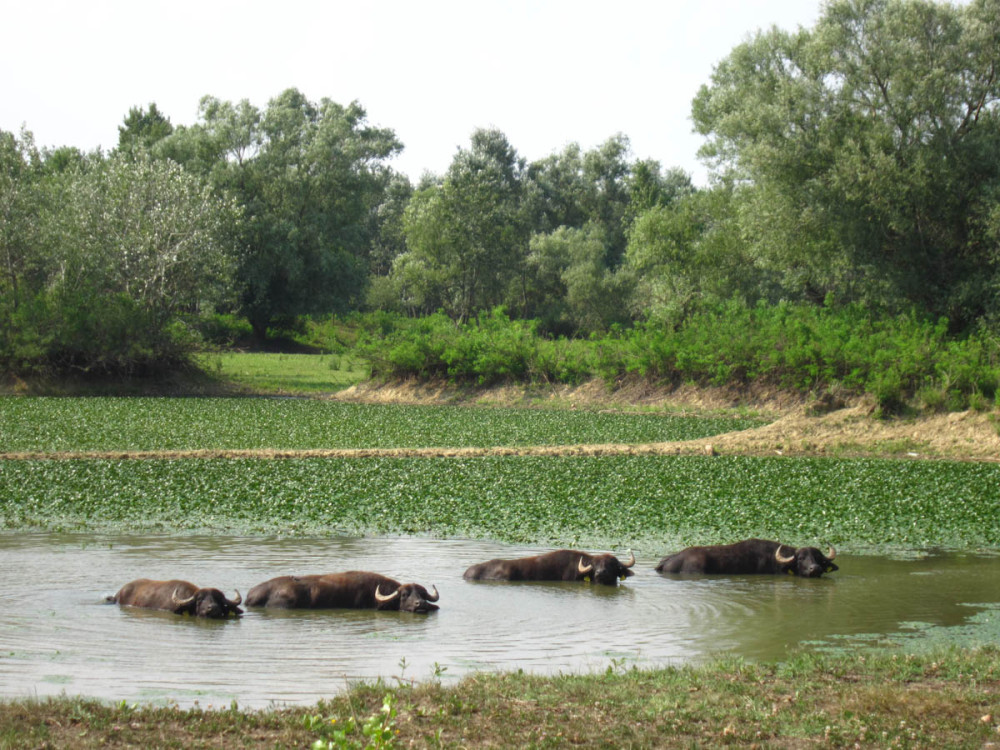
[356,303,1000,412]
[193,314,253,348]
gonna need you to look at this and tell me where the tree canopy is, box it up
[5,0,1000,379]
[692,0,1000,324]
[158,88,402,338]
[1,135,238,375]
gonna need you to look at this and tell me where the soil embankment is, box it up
[330,380,1000,462]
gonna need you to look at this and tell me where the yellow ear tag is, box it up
[786,569,794,575]
[583,576,591,582]
[620,574,627,581]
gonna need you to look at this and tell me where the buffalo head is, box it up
[172,586,244,618]
[578,550,636,585]
[374,582,440,613]
[775,545,838,578]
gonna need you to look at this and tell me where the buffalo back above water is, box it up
[244,571,440,613]
[109,579,243,618]
[463,549,635,585]
[655,539,838,578]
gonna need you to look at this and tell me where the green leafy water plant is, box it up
[0,396,763,453]
[3,455,999,551]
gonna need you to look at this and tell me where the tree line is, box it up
[2,0,999,379]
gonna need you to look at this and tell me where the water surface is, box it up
[1,533,997,708]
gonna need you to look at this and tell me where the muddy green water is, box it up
[1,533,998,708]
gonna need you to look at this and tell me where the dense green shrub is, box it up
[358,309,596,386]
[3,290,195,376]
[355,303,1000,412]
[191,314,254,348]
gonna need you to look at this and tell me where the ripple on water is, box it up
[1,533,999,707]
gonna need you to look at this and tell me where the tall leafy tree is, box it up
[522,138,687,330]
[579,134,633,267]
[624,161,695,227]
[396,128,530,321]
[368,171,413,277]
[0,129,41,354]
[2,146,237,375]
[526,224,632,334]
[692,0,1000,325]
[525,143,589,235]
[624,187,773,326]
[525,135,640,265]
[160,88,402,339]
[117,103,174,155]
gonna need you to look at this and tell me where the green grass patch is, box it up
[3,455,999,550]
[2,647,997,748]
[0,396,764,452]
[195,352,369,394]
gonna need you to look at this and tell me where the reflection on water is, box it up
[1,533,998,708]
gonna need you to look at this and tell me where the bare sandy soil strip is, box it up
[701,402,1000,461]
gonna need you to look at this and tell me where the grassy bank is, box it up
[8,301,1000,414]
[195,351,369,394]
[3,648,997,748]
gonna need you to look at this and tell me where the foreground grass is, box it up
[2,648,997,748]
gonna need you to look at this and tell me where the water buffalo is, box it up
[108,579,243,618]
[463,549,636,585]
[655,539,838,578]
[244,571,440,613]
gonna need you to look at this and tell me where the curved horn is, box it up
[424,585,440,602]
[171,586,196,608]
[577,557,593,575]
[228,589,242,606]
[826,545,837,561]
[374,584,399,603]
[622,550,636,568]
[774,546,796,565]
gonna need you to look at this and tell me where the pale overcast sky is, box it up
[2,1,823,185]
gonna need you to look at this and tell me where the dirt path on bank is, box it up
[5,380,998,462]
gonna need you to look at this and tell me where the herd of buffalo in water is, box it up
[106,538,840,619]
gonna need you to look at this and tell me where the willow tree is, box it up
[692,0,1000,326]
[1,144,238,375]
[396,128,531,321]
[160,88,402,339]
